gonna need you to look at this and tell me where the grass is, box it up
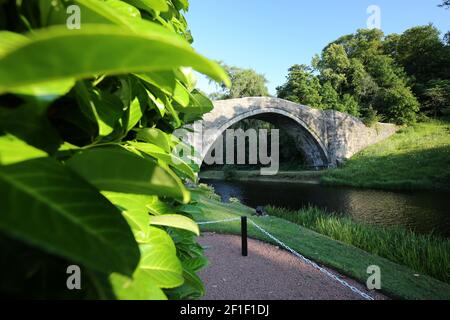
[191,185,450,300]
[322,121,450,191]
[266,205,450,284]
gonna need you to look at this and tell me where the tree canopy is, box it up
[277,25,450,124]
[211,63,269,100]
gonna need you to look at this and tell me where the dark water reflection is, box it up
[202,179,450,237]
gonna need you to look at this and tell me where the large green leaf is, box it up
[108,226,182,299]
[66,146,190,203]
[0,24,229,94]
[0,31,28,56]
[0,135,47,165]
[109,271,167,300]
[0,158,140,276]
[136,128,172,152]
[137,72,190,107]
[149,214,200,235]
[128,141,196,181]
[101,192,154,235]
[138,240,184,288]
[123,0,169,12]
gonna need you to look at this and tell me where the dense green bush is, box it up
[0,0,229,299]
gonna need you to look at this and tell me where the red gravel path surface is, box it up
[198,233,387,300]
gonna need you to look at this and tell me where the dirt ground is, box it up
[198,233,387,300]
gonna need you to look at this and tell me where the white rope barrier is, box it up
[197,217,241,225]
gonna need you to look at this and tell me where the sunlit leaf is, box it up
[66,146,190,203]
[0,135,47,165]
[0,24,229,94]
[149,214,200,235]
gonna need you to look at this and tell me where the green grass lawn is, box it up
[322,121,450,191]
[191,186,450,300]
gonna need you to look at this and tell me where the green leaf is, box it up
[0,31,29,57]
[166,267,205,300]
[0,135,47,165]
[0,24,230,94]
[66,146,190,203]
[127,98,145,132]
[137,72,190,107]
[138,240,184,288]
[101,192,154,234]
[146,197,177,216]
[149,214,200,235]
[128,141,196,181]
[123,0,169,12]
[180,89,214,122]
[109,271,167,300]
[108,226,181,299]
[0,158,140,276]
[136,128,172,152]
[75,81,125,137]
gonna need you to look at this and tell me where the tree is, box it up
[423,80,450,117]
[212,63,269,99]
[278,28,419,124]
[276,64,322,107]
[392,25,448,84]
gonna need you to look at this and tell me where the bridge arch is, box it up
[190,97,398,169]
[200,107,330,168]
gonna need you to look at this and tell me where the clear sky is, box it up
[186,0,450,95]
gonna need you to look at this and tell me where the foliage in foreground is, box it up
[266,205,450,284]
[322,121,450,191]
[0,0,229,299]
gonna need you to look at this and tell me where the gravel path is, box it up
[198,233,387,300]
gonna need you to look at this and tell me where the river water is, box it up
[201,179,450,237]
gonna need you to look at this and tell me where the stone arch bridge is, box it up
[189,97,398,168]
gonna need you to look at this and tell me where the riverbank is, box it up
[192,185,450,300]
[322,121,450,191]
[199,170,324,184]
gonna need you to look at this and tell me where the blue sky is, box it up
[186,0,450,95]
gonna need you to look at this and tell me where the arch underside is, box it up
[202,108,330,168]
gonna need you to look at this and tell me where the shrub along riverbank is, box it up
[266,206,450,284]
[322,121,450,191]
[192,185,450,299]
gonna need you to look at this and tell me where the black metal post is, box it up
[241,216,248,257]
